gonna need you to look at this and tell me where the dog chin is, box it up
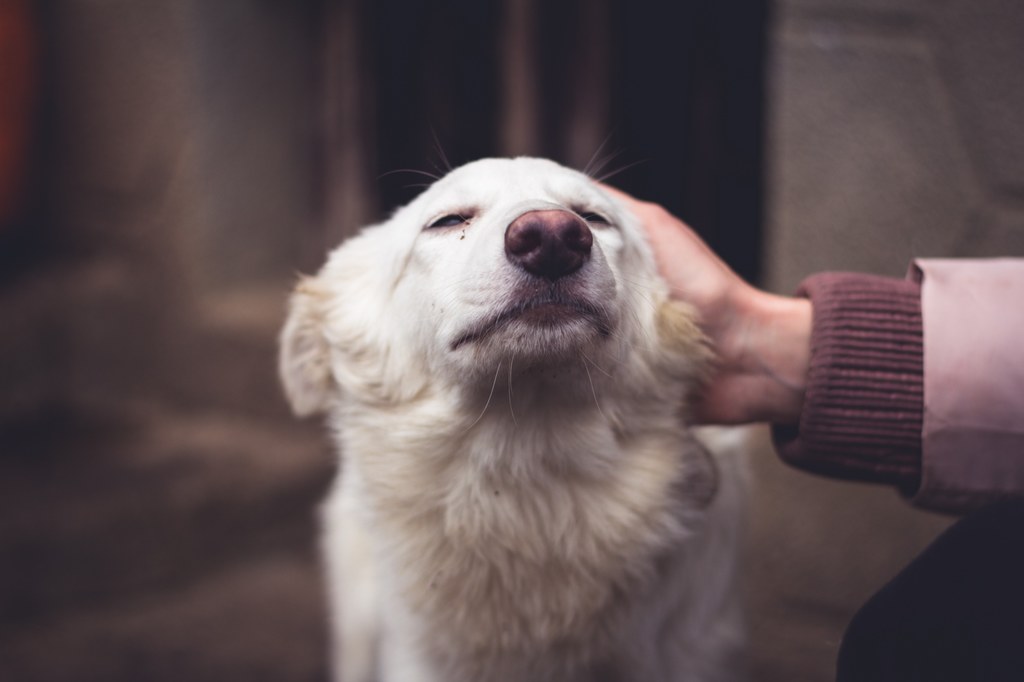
[499,315,610,357]
[447,312,615,374]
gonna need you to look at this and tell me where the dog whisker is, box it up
[587,147,628,180]
[580,349,614,379]
[430,129,453,173]
[594,158,649,184]
[461,361,503,435]
[377,167,443,181]
[581,357,609,424]
[506,353,518,428]
[582,129,618,178]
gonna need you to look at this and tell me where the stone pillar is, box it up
[1,1,195,418]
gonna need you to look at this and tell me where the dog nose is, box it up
[504,210,593,281]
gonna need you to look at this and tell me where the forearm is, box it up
[728,289,812,424]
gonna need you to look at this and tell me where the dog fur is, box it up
[280,158,746,682]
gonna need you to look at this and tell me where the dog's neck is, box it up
[453,363,634,474]
[336,353,700,518]
[331,360,713,660]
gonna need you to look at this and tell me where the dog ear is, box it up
[279,276,334,416]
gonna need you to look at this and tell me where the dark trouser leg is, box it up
[837,498,1024,682]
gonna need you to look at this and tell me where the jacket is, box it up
[773,259,1024,514]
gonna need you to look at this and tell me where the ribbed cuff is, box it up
[772,272,923,490]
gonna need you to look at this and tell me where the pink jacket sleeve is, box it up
[910,259,1024,511]
[773,259,1024,514]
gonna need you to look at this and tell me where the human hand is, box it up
[600,184,811,425]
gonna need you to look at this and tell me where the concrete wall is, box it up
[767,0,1024,288]
[752,1,1024,679]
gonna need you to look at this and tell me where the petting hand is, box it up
[600,184,812,426]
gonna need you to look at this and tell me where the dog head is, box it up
[280,158,708,416]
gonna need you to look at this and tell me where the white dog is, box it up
[279,158,746,682]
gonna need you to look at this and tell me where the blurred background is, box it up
[1,0,1022,680]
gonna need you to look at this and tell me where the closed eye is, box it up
[426,212,479,230]
[575,209,612,226]
[427,214,468,229]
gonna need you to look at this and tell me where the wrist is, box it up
[730,288,812,423]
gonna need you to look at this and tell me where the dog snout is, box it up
[504,210,593,281]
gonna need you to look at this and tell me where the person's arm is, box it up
[604,186,924,493]
[608,185,1024,514]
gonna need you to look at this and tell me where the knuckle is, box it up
[645,203,672,224]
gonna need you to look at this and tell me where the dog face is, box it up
[281,157,704,415]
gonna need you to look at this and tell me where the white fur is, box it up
[280,158,747,682]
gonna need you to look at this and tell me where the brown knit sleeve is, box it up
[771,272,923,491]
